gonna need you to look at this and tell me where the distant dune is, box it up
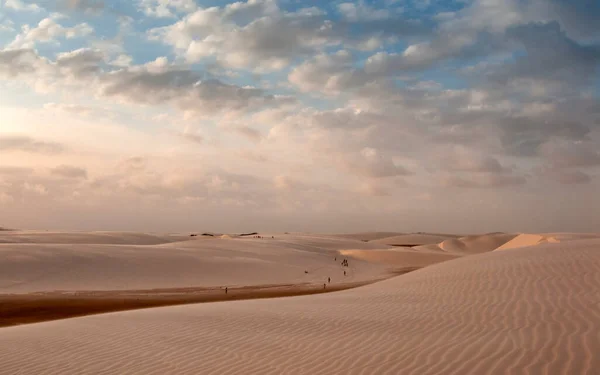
[331,232,405,241]
[0,232,388,294]
[0,231,189,245]
[1,237,598,374]
[370,233,456,246]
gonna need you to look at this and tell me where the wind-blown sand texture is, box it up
[1,239,599,374]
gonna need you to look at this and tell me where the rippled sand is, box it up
[1,236,599,374]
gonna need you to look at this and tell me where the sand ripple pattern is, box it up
[1,240,599,375]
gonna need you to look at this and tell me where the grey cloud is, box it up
[0,166,34,176]
[0,136,64,154]
[538,140,600,168]
[0,48,39,77]
[56,48,105,77]
[100,68,290,114]
[233,126,262,142]
[50,165,88,179]
[150,0,428,72]
[179,131,204,145]
[444,154,509,174]
[551,169,592,185]
[237,150,268,163]
[490,21,600,88]
[364,31,502,75]
[442,173,526,189]
[0,47,292,116]
[498,115,591,157]
[289,50,371,93]
[341,149,411,179]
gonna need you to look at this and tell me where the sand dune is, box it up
[0,234,388,294]
[495,232,600,251]
[438,233,517,254]
[331,232,405,241]
[2,239,598,374]
[339,248,459,268]
[370,233,459,246]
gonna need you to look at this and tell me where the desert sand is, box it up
[1,230,599,374]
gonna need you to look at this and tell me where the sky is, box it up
[0,0,599,234]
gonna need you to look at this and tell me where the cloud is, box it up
[233,126,262,142]
[342,148,411,178]
[0,49,293,117]
[441,147,510,174]
[540,168,592,185]
[441,173,526,189]
[0,136,64,154]
[489,21,600,90]
[43,102,94,115]
[148,2,331,71]
[538,140,600,169]
[56,48,104,77]
[178,130,204,145]
[8,16,93,49]
[356,180,392,196]
[0,48,43,77]
[62,0,105,13]
[237,150,268,163]
[138,0,197,18]
[0,166,34,176]
[148,0,421,71]
[289,50,370,94]
[337,2,391,22]
[4,0,42,12]
[50,165,88,179]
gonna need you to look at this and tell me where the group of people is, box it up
[252,235,275,239]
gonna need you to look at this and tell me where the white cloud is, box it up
[147,0,396,71]
[8,16,93,49]
[0,48,294,117]
[289,50,370,94]
[4,0,42,12]
[337,1,391,22]
[137,0,197,18]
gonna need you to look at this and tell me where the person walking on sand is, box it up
[328,277,331,283]
[225,287,228,294]
[323,283,326,290]
[344,271,346,276]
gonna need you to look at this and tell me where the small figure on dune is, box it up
[344,271,346,276]
[335,257,337,261]
[328,277,331,283]
[225,287,228,294]
[323,283,326,290]
[305,270,308,274]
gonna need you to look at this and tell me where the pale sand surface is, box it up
[339,248,459,267]
[1,238,599,374]
[0,233,390,294]
[494,232,600,251]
